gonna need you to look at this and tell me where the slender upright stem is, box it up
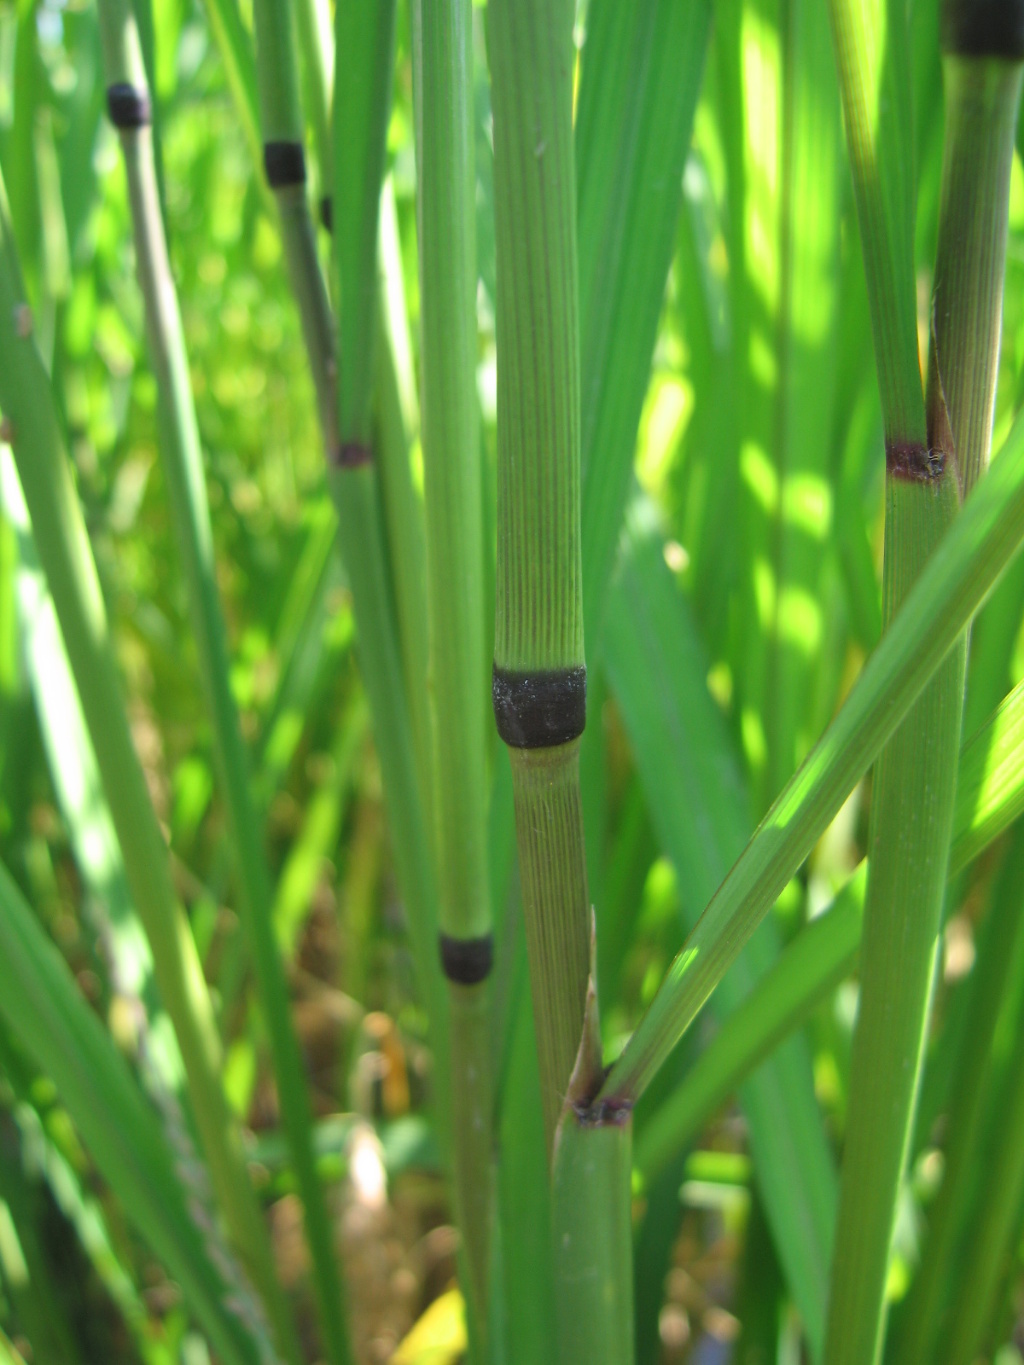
[489,0,590,1151]
[0,165,300,1365]
[248,0,447,1101]
[96,2,353,1360]
[823,5,1022,1363]
[413,0,493,1334]
[895,830,1024,1365]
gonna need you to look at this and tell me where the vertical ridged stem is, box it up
[895,830,1024,1365]
[329,8,453,1151]
[334,3,396,450]
[489,0,590,1157]
[374,180,432,812]
[930,57,1023,497]
[895,36,1024,1365]
[508,744,590,1144]
[937,953,1024,1365]
[414,0,493,1333]
[0,166,299,1365]
[249,0,448,1110]
[96,2,353,1360]
[553,973,634,1365]
[823,7,1022,1365]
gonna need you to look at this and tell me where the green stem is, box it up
[96,5,353,1361]
[937,949,1024,1365]
[894,828,1024,1365]
[489,0,590,1156]
[251,0,448,1097]
[824,11,1022,1362]
[414,0,493,1333]
[552,974,634,1365]
[0,163,299,1365]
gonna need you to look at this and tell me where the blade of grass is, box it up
[0,449,180,1090]
[765,0,843,800]
[0,161,298,1364]
[97,9,352,1358]
[603,503,838,1352]
[951,675,1024,872]
[598,394,1024,1106]
[574,0,712,643]
[635,866,866,1186]
[413,0,494,1336]
[0,861,267,1365]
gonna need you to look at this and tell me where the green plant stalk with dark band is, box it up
[96,1,353,1360]
[247,0,448,1117]
[0,164,300,1365]
[894,21,1024,1365]
[413,0,493,1338]
[823,4,1022,1362]
[489,0,591,1152]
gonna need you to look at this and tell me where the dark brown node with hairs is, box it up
[332,441,372,470]
[886,441,945,482]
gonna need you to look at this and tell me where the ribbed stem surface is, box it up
[510,743,590,1144]
[335,2,396,448]
[414,0,493,1334]
[490,0,582,673]
[931,57,1023,496]
[823,13,1022,1365]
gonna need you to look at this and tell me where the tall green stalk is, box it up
[489,0,591,1151]
[247,0,447,1104]
[0,165,300,1365]
[96,3,353,1360]
[823,4,1021,1362]
[329,4,450,1091]
[551,966,634,1365]
[413,0,493,1338]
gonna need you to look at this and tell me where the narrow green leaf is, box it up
[603,502,837,1352]
[599,396,1024,1106]
[635,867,865,1187]
[0,158,293,1363]
[0,862,265,1365]
[575,0,712,641]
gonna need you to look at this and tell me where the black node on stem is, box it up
[941,0,1024,58]
[492,665,586,749]
[319,197,333,233]
[439,933,494,985]
[263,141,307,189]
[330,441,372,470]
[106,84,152,129]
